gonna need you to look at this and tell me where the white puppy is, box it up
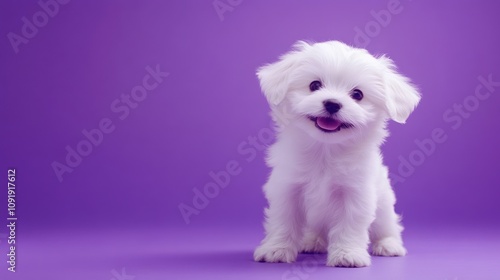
[253,40,420,267]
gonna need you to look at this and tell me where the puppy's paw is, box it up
[371,237,407,256]
[326,248,371,267]
[254,244,298,263]
[300,237,327,253]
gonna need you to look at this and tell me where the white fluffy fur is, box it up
[253,41,420,267]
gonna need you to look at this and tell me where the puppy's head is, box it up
[257,41,420,144]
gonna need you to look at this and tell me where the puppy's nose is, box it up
[323,100,342,114]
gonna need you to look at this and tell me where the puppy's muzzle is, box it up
[323,100,342,114]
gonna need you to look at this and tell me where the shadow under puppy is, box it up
[254,40,420,267]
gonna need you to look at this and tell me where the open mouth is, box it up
[308,116,354,133]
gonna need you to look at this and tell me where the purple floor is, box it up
[2,225,499,280]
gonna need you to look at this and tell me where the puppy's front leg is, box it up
[326,188,375,267]
[254,171,304,263]
[369,174,407,257]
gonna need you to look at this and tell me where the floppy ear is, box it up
[379,55,421,123]
[257,41,309,106]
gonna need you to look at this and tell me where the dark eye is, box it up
[351,89,363,101]
[309,80,322,92]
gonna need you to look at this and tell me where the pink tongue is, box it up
[316,117,341,131]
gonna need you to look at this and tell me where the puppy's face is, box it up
[257,41,420,143]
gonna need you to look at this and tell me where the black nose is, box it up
[323,100,342,114]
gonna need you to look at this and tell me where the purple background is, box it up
[1,1,500,279]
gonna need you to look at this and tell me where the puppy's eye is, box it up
[351,89,363,101]
[309,80,322,92]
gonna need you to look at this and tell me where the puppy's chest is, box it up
[302,171,336,195]
[299,156,357,187]
[299,160,368,209]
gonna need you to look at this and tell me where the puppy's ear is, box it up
[379,55,421,123]
[257,41,309,106]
